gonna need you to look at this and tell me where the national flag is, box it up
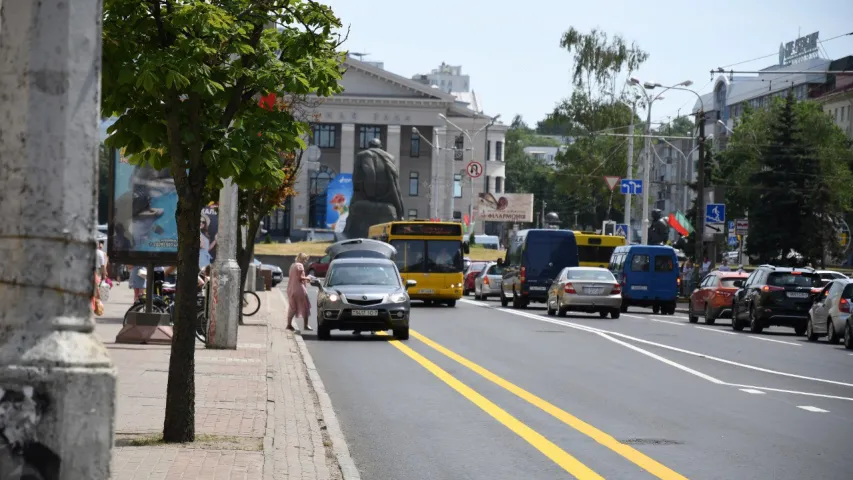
[668,210,693,236]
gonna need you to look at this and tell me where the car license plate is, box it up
[631,285,648,291]
[585,287,604,295]
[787,292,809,298]
[419,289,434,294]
[529,286,546,291]
[351,309,378,317]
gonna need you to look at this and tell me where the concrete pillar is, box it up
[0,1,116,478]
[340,123,356,173]
[386,125,401,172]
[208,178,240,349]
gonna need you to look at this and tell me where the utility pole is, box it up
[625,102,635,230]
[640,105,654,245]
[695,111,707,263]
[0,0,116,477]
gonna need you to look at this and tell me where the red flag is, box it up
[463,214,470,226]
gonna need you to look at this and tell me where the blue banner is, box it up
[325,174,353,236]
[110,149,179,258]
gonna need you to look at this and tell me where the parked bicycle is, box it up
[242,290,261,317]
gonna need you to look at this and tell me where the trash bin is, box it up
[261,270,272,291]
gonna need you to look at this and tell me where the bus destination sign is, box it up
[391,223,462,236]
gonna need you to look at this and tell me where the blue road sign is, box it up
[706,203,726,223]
[620,179,643,195]
[615,224,629,238]
[728,220,735,234]
[728,236,739,248]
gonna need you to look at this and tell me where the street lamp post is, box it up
[439,113,500,231]
[412,127,473,220]
[628,78,693,245]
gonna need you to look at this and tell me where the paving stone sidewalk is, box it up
[98,284,347,479]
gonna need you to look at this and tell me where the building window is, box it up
[495,141,503,162]
[454,135,464,161]
[453,174,462,198]
[485,175,490,193]
[410,129,420,157]
[311,124,337,148]
[485,141,491,161]
[409,171,419,196]
[359,125,382,149]
[408,209,418,220]
[495,177,503,193]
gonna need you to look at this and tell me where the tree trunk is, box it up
[163,179,204,443]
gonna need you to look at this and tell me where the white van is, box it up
[473,234,500,250]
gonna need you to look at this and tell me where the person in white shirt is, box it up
[95,241,107,280]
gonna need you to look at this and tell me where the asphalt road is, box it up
[295,281,853,480]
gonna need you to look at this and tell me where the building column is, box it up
[0,0,116,477]
[386,125,401,172]
[340,123,356,173]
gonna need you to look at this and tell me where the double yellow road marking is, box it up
[380,330,688,479]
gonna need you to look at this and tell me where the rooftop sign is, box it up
[779,32,820,66]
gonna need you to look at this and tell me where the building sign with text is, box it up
[779,32,819,66]
[477,193,534,223]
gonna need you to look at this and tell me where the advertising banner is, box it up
[200,203,219,271]
[477,193,534,222]
[325,173,353,240]
[108,149,179,263]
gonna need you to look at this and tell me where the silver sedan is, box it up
[807,278,853,347]
[473,262,504,300]
[546,267,623,319]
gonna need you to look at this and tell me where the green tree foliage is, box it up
[716,94,853,264]
[101,0,344,443]
[544,27,648,227]
[504,116,560,225]
[655,115,694,137]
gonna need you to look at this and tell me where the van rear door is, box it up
[524,232,578,292]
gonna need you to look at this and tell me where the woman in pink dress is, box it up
[287,253,313,331]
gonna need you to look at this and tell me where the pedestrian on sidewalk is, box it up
[287,253,313,332]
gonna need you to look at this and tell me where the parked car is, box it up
[252,259,283,286]
[473,262,504,300]
[609,245,679,315]
[732,265,822,334]
[546,267,622,318]
[807,278,853,347]
[326,238,396,261]
[464,261,489,295]
[688,270,749,324]
[307,255,331,277]
[311,258,415,340]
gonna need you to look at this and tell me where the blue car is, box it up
[609,245,679,315]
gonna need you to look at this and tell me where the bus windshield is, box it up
[391,239,464,274]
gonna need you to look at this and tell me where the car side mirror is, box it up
[406,279,417,288]
[733,280,744,288]
[310,279,321,288]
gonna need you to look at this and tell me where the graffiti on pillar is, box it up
[0,386,60,480]
[207,273,219,342]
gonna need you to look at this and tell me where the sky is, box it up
[321,0,853,128]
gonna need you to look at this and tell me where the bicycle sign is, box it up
[466,161,483,178]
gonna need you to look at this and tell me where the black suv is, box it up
[732,265,822,334]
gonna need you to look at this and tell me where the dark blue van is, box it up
[499,229,579,308]
[609,245,679,314]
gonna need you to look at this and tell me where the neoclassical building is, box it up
[267,56,508,240]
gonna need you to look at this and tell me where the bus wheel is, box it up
[652,304,660,314]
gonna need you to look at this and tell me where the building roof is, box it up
[452,91,481,113]
[343,55,457,102]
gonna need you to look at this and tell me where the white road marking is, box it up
[695,326,737,335]
[739,388,766,394]
[797,406,829,413]
[621,314,645,319]
[747,336,801,347]
[650,318,683,326]
[460,299,853,397]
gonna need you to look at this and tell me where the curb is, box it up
[277,289,362,480]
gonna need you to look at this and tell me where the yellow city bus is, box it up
[368,221,469,306]
[574,231,627,268]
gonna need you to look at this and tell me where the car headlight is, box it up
[327,293,340,303]
[387,293,408,303]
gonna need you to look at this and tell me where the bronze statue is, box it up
[342,138,405,239]
[647,209,670,245]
